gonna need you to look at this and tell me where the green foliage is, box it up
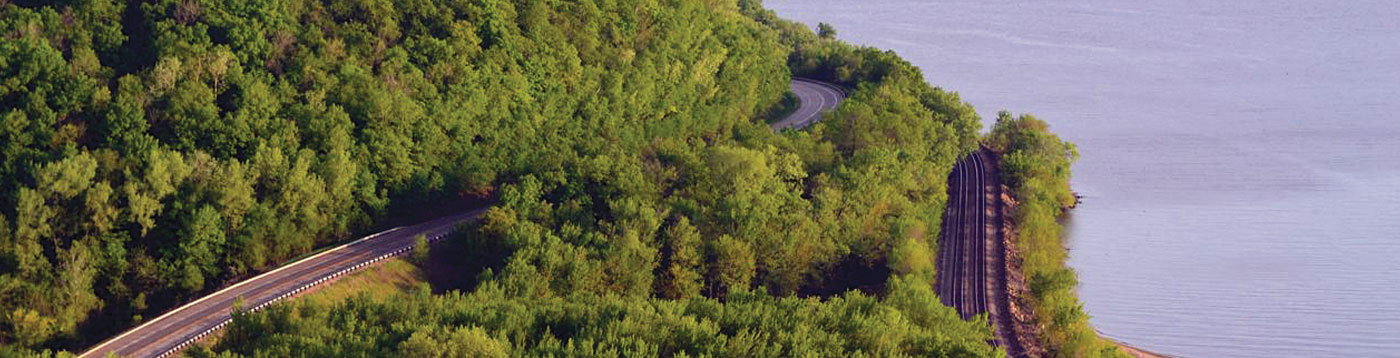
[818,22,838,39]
[0,0,786,348]
[411,235,429,265]
[988,113,1127,358]
[0,0,996,353]
[987,111,1078,209]
[208,275,1001,358]
[659,217,703,300]
[462,0,988,308]
[172,206,226,292]
[711,235,757,296]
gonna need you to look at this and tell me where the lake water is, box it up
[765,1,1400,357]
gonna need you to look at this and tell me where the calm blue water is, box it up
[765,1,1400,357]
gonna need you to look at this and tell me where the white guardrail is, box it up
[78,224,455,358]
[152,231,452,358]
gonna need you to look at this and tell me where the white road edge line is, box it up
[151,228,440,358]
[78,226,407,358]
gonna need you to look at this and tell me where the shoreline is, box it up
[1100,332,1175,358]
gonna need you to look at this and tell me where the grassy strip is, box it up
[299,258,426,306]
[986,112,1129,358]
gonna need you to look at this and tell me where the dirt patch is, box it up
[1119,345,1171,358]
[1108,338,1174,358]
[1098,332,1175,358]
[988,150,1049,358]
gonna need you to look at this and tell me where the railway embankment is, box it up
[985,112,1133,358]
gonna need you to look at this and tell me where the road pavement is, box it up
[78,210,483,358]
[771,78,846,130]
[80,78,847,358]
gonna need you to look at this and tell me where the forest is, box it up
[0,0,1024,356]
[190,273,997,357]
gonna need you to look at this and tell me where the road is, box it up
[80,79,845,358]
[78,210,483,358]
[938,149,1026,357]
[771,78,846,130]
[87,79,1031,357]
[773,79,1029,355]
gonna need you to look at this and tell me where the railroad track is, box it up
[939,150,988,318]
[939,149,1025,357]
[79,79,846,358]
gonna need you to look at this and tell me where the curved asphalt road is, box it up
[78,210,482,358]
[771,78,846,130]
[80,79,845,358]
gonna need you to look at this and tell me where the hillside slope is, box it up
[1,0,989,356]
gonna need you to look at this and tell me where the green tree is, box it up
[818,22,837,39]
[411,234,430,265]
[55,239,101,336]
[123,181,162,237]
[176,206,226,291]
[660,217,703,299]
[0,214,11,267]
[213,160,255,231]
[13,188,52,276]
[710,235,755,296]
[36,151,98,199]
[84,181,119,234]
[100,76,156,156]
[889,235,934,280]
[6,308,54,347]
[397,326,510,358]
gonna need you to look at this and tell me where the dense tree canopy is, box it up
[0,0,992,355]
[195,276,998,358]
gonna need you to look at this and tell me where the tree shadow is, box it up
[797,255,890,298]
[417,224,508,294]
